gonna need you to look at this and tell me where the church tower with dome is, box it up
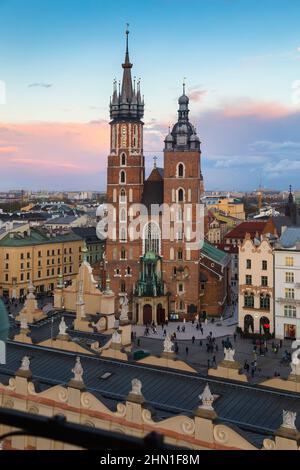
[162,84,203,318]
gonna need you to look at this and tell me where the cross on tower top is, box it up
[153,156,158,168]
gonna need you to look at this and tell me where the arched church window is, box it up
[121,248,126,260]
[177,248,183,261]
[177,163,185,178]
[177,188,185,203]
[126,266,132,275]
[120,281,126,293]
[120,207,127,223]
[119,188,126,203]
[120,153,126,166]
[120,170,126,184]
[133,125,138,148]
[112,126,116,149]
[143,221,161,255]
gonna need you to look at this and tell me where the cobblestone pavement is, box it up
[132,324,294,385]
[133,318,237,341]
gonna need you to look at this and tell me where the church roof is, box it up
[147,167,164,182]
[142,171,164,208]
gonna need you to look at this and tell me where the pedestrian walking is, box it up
[185,346,189,355]
[192,336,195,344]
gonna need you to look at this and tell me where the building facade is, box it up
[105,31,205,322]
[238,235,274,335]
[0,228,83,298]
[274,228,300,340]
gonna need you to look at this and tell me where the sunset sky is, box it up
[0,0,300,191]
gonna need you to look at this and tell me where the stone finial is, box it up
[282,410,297,430]
[71,356,83,382]
[199,384,215,410]
[163,335,174,353]
[112,330,122,344]
[131,378,142,396]
[57,274,64,289]
[59,316,68,336]
[224,347,235,362]
[20,315,28,331]
[290,341,300,376]
[20,355,31,372]
[119,294,129,323]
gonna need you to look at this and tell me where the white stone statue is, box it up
[20,356,30,372]
[119,294,129,322]
[131,378,142,396]
[282,410,297,430]
[20,315,28,330]
[163,335,174,353]
[59,316,68,336]
[205,318,208,325]
[224,348,235,362]
[199,384,215,410]
[290,341,300,376]
[112,330,122,344]
[72,356,83,382]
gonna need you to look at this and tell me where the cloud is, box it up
[0,121,109,190]
[188,87,208,103]
[219,98,291,119]
[28,83,53,88]
[1,96,300,191]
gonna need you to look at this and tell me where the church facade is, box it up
[105,32,208,324]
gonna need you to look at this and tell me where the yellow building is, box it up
[209,198,245,220]
[0,228,84,298]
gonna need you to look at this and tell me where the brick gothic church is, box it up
[105,31,222,325]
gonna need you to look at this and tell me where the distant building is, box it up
[0,228,83,298]
[72,227,104,266]
[43,214,89,230]
[206,215,228,244]
[238,235,274,335]
[274,227,300,340]
[203,196,245,220]
[225,220,277,247]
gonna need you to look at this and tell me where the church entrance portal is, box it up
[143,304,152,325]
[157,304,165,325]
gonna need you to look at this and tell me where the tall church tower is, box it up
[162,85,203,317]
[106,29,145,313]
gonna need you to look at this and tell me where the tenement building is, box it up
[0,227,83,298]
[238,234,274,335]
[105,31,208,323]
[274,227,300,340]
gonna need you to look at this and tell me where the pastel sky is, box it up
[1,0,300,191]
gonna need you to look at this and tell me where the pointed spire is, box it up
[110,28,144,120]
[183,77,187,95]
[121,24,133,103]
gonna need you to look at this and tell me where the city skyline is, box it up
[0,0,300,190]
